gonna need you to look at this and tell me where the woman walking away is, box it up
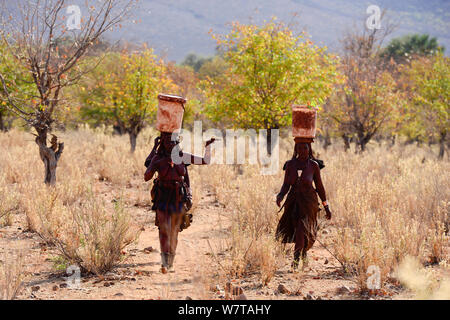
[144,132,215,273]
[275,140,332,269]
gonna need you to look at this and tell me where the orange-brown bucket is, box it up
[292,105,318,139]
[155,94,187,133]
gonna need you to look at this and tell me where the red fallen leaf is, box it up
[313,276,321,279]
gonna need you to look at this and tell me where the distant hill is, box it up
[6,0,450,62]
[106,0,449,62]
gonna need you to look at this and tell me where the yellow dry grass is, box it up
[0,127,448,294]
[0,250,24,300]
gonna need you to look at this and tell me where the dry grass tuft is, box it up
[322,142,450,290]
[0,175,19,227]
[395,256,450,299]
[23,186,138,274]
[0,128,448,292]
[0,251,24,300]
[198,139,449,290]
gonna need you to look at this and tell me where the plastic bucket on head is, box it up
[155,94,187,133]
[292,105,318,139]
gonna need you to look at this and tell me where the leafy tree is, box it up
[166,63,203,127]
[181,53,213,73]
[203,19,339,153]
[401,54,449,158]
[381,34,444,64]
[326,24,405,152]
[0,0,135,184]
[0,43,35,131]
[198,56,228,80]
[80,49,176,152]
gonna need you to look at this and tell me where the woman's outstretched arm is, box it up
[184,138,215,165]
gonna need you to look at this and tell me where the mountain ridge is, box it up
[6,0,449,62]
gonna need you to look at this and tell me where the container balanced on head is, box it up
[144,94,216,274]
[275,105,332,269]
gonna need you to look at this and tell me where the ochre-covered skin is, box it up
[144,133,215,272]
[292,105,317,138]
[276,142,332,267]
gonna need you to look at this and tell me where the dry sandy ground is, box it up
[1,180,437,300]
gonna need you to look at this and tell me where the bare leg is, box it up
[169,212,183,254]
[157,210,172,273]
[293,220,307,268]
[163,211,183,271]
[157,210,171,254]
[157,208,185,272]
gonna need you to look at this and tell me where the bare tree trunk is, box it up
[358,136,369,153]
[439,132,446,160]
[35,129,64,185]
[428,136,435,146]
[357,133,371,153]
[360,141,366,152]
[113,123,126,135]
[0,111,4,132]
[375,134,382,146]
[129,132,137,153]
[323,129,332,150]
[342,134,350,152]
[416,137,422,147]
[266,127,275,155]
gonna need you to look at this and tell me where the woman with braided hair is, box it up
[275,139,332,268]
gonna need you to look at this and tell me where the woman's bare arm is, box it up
[144,156,158,181]
[313,161,332,219]
[185,139,215,165]
[144,137,161,168]
[313,162,327,202]
[276,162,296,206]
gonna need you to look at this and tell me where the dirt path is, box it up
[1,181,410,300]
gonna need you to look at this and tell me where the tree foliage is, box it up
[80,49,176,152]
[203,19,340,132]
[0,0,135,184]
[381,34,445,64]
[166,63,202,127]
[326,24,405,152]
[400,53,449,158]
[181,53,213,73]
[0,42,36,131]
